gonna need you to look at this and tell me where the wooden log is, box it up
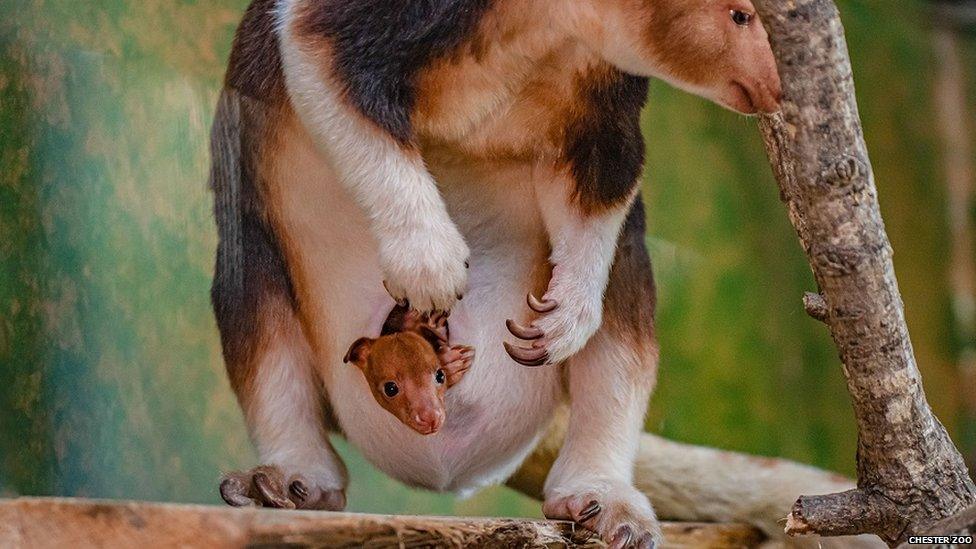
[0,497,766,548]
[750,0,976,545]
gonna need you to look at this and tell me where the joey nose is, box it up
[412,408,445,435]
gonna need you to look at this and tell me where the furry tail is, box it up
[210,88,245,305]
[508,408,883,547]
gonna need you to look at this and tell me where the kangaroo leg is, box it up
[217,297,347,511]
[211,88,347,510]
[511,199,881,548]
[541,199,660,548]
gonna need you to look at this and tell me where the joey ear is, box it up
[343,337,374,366]
[417,325,447,351]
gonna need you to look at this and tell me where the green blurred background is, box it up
[1,0,974,518]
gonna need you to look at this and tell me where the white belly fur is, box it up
[271,124,564,494]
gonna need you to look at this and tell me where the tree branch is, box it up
[803,292,829,322]
[785,490,900,540]
[750,0,976,545]
[0,497,767,548]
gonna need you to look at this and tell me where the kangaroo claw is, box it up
[506,319,544,340]
[527,293,558,313]
[504,341,549,366]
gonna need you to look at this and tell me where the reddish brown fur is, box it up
[214,0,782,442]
[644,0,781,113]
[344,310,474,435]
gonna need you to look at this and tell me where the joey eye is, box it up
[383,381,399,398]
[435,369,446,385]
[730,10,753,26]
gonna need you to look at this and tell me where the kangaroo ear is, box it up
[417,325,447,351]
[343,337,374,366]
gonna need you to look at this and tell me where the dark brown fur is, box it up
[212,0,783,530]
[213,0,658,410]
[210,88,293,396]
[563,68,649,214]
[293,0,496,143]
[226,0,286,102]
[604,197,658,349]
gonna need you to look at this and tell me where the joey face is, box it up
[345,333,448,435]
[574,0,781,114]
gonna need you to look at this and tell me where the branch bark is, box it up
[750,0,976,544]
[909,502,976,546]
[803,292,829,322]
[0,497,766,548]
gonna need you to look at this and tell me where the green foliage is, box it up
[0,0,970,516]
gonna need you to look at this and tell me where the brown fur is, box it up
[210,87,289,398]
[226,0,286,103]
[224,0,779,222]
[604,198,658,353]
[344,309,474,435]
[211,0,782,538]
[645,0,781,113]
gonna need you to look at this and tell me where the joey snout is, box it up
[404,401,445,435]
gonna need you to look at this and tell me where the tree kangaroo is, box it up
[210,0,780,546]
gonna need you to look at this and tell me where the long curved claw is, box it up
[577,500,602,524]
[253,471,296,509]
[609,525,635,549]
[506,319,544,340]
[429,309,450,323]
[382,281,409,308]
[527,293,558,313]
[504,341,549,367]
[219,476,257,507]
[289,479,310,503]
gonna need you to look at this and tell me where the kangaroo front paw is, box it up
[544,482,661,549]
[220,465,346,511]
[380,225,469,312]
[505,278,602,366]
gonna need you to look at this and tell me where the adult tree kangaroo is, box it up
[210,0,781,546]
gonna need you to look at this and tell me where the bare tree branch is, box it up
[749,0,976,545]
[803,292,829,322]
[0,497,767,548]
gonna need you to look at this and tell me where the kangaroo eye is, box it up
[435,369,446,385]
[383,382,399,398]
[730,10,753,26]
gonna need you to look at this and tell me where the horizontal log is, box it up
[0,497,766,548]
